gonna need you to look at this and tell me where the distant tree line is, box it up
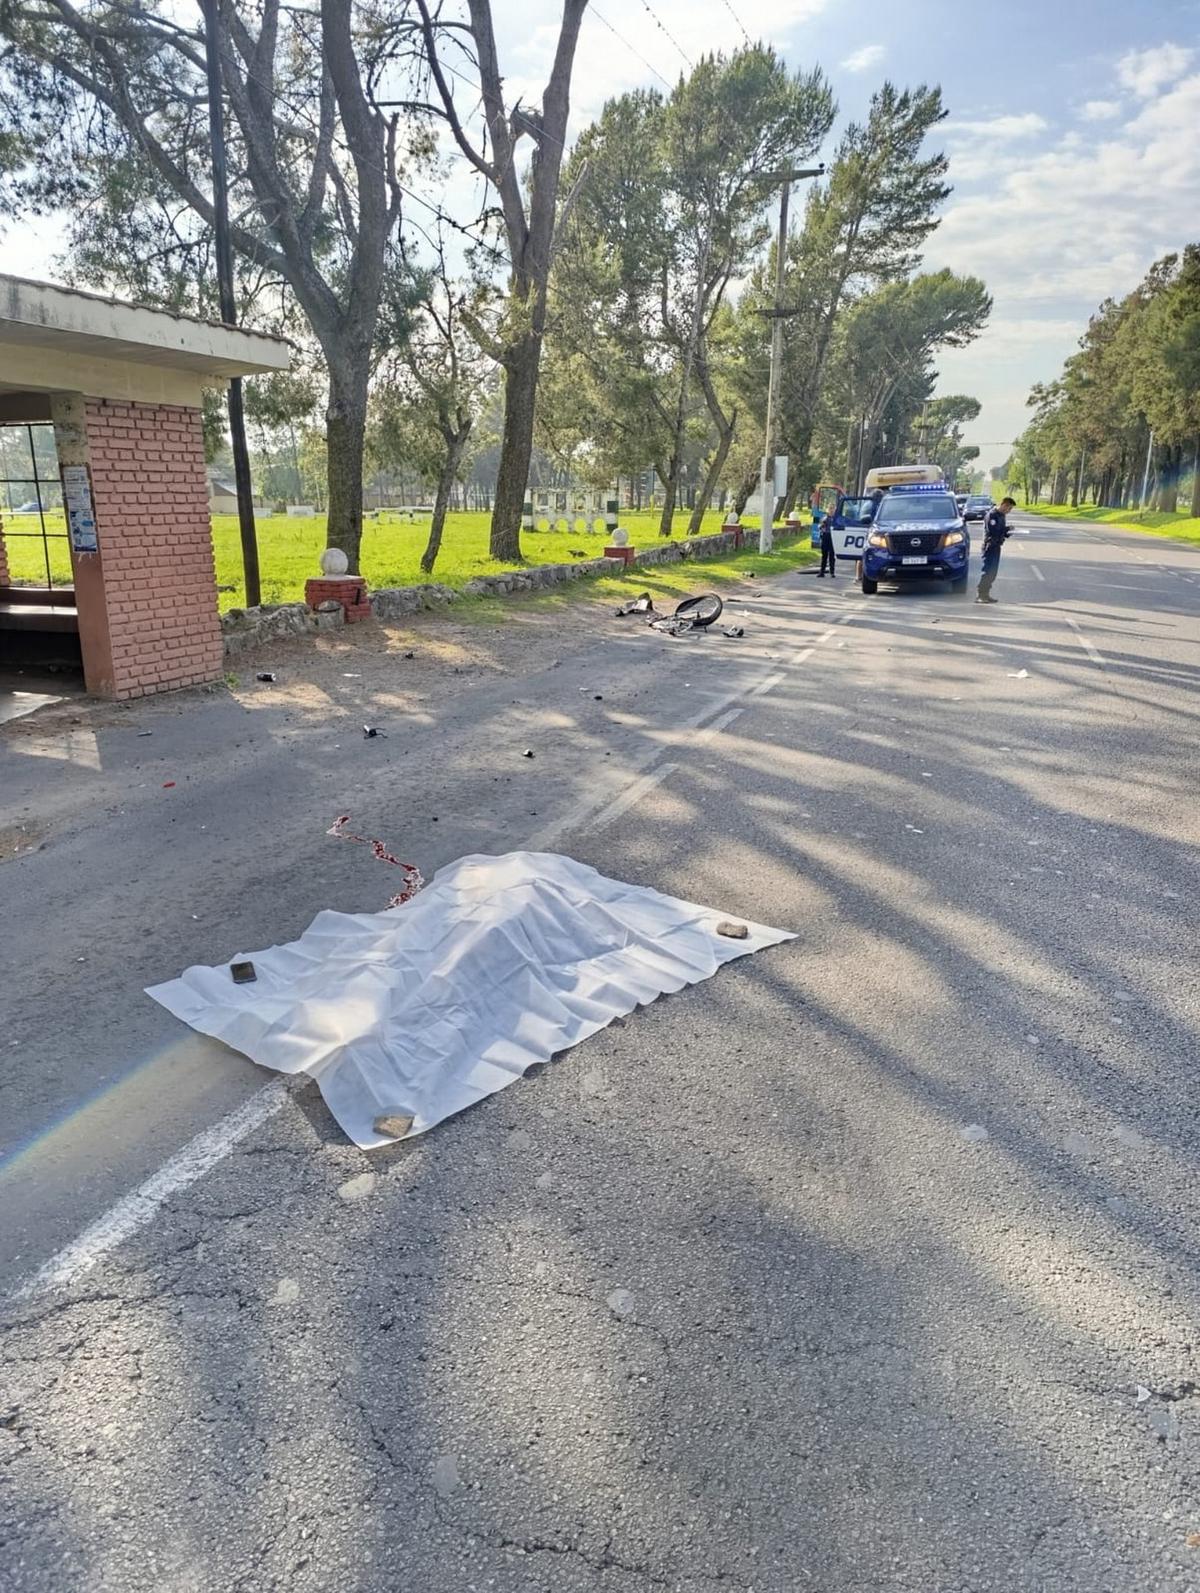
[1007,247,1200,516]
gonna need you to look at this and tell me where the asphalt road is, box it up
[3,517,1200,1591]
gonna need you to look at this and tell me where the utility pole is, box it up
[202,0,261,609]
[1139,428,1155,512]
[758,165,823,553]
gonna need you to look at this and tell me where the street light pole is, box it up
[1139,428,1155,512]
[202,0,261,609]
[758,165,823,554]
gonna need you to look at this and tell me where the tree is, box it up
[550,48,832,535]
[731,82,950,511]
[369,232,491,574]
[827,271,991,482]
[412,0,589,564]
[0,0,409,571]
[922,394,982,484]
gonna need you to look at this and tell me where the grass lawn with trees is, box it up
[3,508,814,609]
[1015,501,1200,548]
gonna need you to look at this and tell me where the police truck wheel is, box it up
[860,575,878,595]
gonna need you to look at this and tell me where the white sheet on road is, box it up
[147,851,794,1148]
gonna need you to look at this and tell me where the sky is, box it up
[2,0,1198,472]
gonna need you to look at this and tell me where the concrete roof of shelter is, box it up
[0,273,290,381]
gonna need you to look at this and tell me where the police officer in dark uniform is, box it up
[977,496,1016,604]
[818,513,837,578]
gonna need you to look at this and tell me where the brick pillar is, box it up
[52,395,224,698]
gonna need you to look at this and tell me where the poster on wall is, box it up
[61,463,99,553]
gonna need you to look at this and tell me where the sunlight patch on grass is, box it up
[1021,501,1200,548]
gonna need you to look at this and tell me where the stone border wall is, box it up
[222,525,804,656]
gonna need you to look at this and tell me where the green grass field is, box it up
[2,507,810,609]
[1015,500,1200,549]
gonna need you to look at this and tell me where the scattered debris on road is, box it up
[256,672,277,683]
[607,1287,635,1319]
[716,920,749,939]
[373,1109,415,1140]
[616,593,655,617]
[337,1171,377,1203]
[522,748,535,758]
[362,724,386,738]
[1007,669,1029,679]
[230,961,257,985]
[650,592,724,636]
[960,1123,990,1143]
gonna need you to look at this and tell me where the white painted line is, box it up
[592,763,679,832]
[1030,563,1045,583]
[750,671,787,697]
[16,1080,291,1300]
[1066,616,1105,667]
[695,707,744,744]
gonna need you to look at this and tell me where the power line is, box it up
[589,6,675,93]
[717,0,752,46]
[639,0,692,71]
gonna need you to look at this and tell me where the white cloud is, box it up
[840,44,885,74]
[927,64,1200,454]
[1079,99,1118,121]
[1116,42,1193,98]
[943,112,1049,141]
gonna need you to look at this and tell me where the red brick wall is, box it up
[83,398,223,698]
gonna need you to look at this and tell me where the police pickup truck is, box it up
[856,467,970,595]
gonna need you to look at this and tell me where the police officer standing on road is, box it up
[818,514,837,578]
[976,496,1016,604]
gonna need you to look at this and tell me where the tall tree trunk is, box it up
[1190,436,1200,519]
[658,456,680,536]
[325,358,369,573]
[490,333,541,562]
[688,421,735,533]
[421,425,471,574]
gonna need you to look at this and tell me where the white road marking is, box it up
[16,1080,292,1299]
[1030,563,1045,582]
[695,706,744,744]
[16,598,859,1302]
[592,763,680,832]
[1067,616,1106,666]
[750,671,787,697]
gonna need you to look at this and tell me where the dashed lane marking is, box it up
[1067,615,1106,667]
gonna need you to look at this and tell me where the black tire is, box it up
[861,575,878,595]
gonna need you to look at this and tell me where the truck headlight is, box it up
[866,532,888,549]
[942,530,966,546]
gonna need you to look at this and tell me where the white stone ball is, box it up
[320,546,349,576]
[610,527,629,547]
